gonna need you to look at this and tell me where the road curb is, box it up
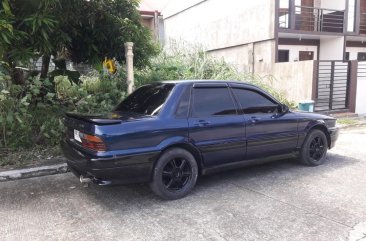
[0,163,69,182]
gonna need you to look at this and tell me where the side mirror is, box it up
[279,104,289,114]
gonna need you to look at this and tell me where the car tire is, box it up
[150,148,198,200]
[299,129,328,166]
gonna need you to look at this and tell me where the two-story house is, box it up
[161,0,366,114]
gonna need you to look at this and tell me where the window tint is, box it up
[175,86,190,118]
[191,87,236,117]
[115,83,174,115]
[232,88,278,114]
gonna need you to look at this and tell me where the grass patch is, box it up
[337,118,358,125]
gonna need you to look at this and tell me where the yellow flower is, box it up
[103,58,117,74]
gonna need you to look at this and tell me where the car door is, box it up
[188,83,246,167]
[230,85,299,159]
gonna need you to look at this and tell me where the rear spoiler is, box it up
[65,112,122,125]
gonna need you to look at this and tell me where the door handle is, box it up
[194,120,211,127]
[249,117,261,124]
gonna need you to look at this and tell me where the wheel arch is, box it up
[154,142,203,177]
[307,124,331,148]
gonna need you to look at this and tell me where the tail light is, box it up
[78,132,106,152]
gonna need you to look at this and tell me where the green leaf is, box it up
[2,0,12,16]
[6,113,13,123]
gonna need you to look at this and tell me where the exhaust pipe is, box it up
[79,175,92,184]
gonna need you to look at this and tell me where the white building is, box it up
[159,0,366,114]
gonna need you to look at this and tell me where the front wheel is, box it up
[299,129,328,166]
[150,148,198,200]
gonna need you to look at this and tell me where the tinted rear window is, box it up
[115,83,175,115]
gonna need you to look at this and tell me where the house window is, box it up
[278,50,290,62]
[279,0,290,28]
[345,52,350,61]
[347,0,356,32]
[299,51,314,61]
[357,52,366,61]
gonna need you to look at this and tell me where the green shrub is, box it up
[0,78,65,148]
[0,70,127,149]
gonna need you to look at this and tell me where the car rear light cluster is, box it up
[79,133,106,152]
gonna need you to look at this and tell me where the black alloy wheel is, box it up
[299,129,328,166]
[309,136,325,161]
[150,148,198,200]
[162,158,192,191]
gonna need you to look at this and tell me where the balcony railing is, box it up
[360,13,366,34]
[279,6,345,33]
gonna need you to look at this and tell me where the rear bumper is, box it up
[61,140,158,185]
[329,126,339,149]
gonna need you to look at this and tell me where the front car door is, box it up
[188,83,246,167]
[230,84,299,159]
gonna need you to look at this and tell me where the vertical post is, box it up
[290,0,296,30]
[355,0,361,34]
[347,60,358,112]
[344,0,349,34]
[329,61,335,110]
[124,42,134,94]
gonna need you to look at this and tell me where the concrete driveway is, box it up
[1,127,366,241]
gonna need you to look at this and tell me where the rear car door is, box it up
[188,83,246,167]
[231,86,298,159]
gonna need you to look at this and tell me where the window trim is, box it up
[174,84,192,119]
[189,85,238,118]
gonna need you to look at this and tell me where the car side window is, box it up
[232,88,278,114]
[175,86,191,118]
[191,87,237,117]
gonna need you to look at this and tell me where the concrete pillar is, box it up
[124,42,134,94]
[348,60,358,113]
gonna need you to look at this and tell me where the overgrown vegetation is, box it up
[136,42,295,107]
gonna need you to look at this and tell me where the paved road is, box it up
[1,127,366,241]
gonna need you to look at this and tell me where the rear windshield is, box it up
[114,83,175,115]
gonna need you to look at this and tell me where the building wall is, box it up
[347,47,366,60]
[266,60,315,103]
[320,0,346,10]
[163,0,275,51]
[319,37,344,60]
[278,45,318,61]
[208,45,250,72]
[253,40,276,74]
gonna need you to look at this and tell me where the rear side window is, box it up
[115,83,174,115]
[175,86,191,118]
[232,88,278,114]
[191,87,237,117]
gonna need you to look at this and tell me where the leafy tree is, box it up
[0,0,158,84]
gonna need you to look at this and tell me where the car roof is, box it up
[159,79,258,88]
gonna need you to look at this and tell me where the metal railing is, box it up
[279,6,345,33]
[360,13,366,34]
[315,61,349,112]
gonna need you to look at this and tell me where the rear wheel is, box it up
[299,129,328,166]
[150,148,198,200]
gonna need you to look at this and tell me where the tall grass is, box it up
[135,41,295,108]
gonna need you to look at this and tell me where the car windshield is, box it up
[114,83,175,115]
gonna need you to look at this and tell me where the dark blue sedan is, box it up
[61,80,339,199]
